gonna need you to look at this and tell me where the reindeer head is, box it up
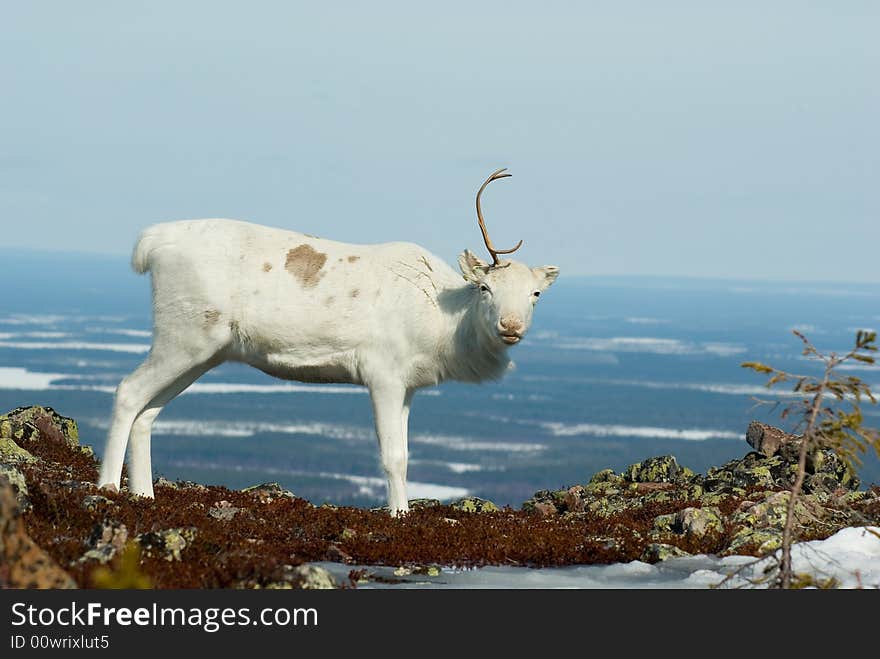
[459,169,559,346]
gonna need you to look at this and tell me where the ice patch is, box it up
[412,434,546,452]
[0,314,128,325]
[88,328,152,338]
[701,342,747,356]
[0,331,70,339]
[542,421,740,441]
[0,314,68,326]
[553,336,746,356]
[444,462,485,474]
[0,367,74,391]
[0,340,150,354]
[555,337,689,354]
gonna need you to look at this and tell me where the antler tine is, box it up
[475,168,523,267]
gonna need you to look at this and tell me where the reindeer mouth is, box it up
[499,334,521,345]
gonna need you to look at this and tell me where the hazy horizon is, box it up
[2,2,878,283]
[5,245,880,289]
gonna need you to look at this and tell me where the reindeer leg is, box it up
[369,382,409,515]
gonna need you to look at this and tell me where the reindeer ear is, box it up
[533,265,559,291]
[458,249,490,283]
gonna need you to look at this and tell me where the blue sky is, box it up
[2,2,878,281]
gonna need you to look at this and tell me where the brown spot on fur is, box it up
[203,310,221,325]
[285,245,327,288]
[347,255,360,263]
[350,289,360,298]
[262,262,272,272]
[325,296,335,305]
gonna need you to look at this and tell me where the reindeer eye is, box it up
[532,291,541,298]
[479,284,490,293]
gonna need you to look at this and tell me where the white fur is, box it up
[98,218,558,513]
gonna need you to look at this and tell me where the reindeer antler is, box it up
[475,168,523,267]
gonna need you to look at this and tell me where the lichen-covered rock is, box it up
[241,481,296,502]
[408,498,442,510]
[81,494,115,513]
[0,405,80,449]
[589,468,623,484]
[723,528,783,556]
[372,498,443,513]
[623,456,687,483]
[0,465,30,510]
[290,564,337,588]
[451,497,499,513]
[208,500,243,521]
[805,448,859,492]
[559,485,593,513]
[732,491,827,532]
[137,527,196,561]
[0,478,76,588]
[0,437,38,464]
[586,496,633,518]
[526,500,558,517]
[584,481,623,497]
[675,507,724,538]
[641,543,691,562]
[804,473,841,494]
[80,521,129,564]
[652,513,677,534]
[259,564,337,589]
[704,453,778,490]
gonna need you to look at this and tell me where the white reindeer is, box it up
[98,169,559,514]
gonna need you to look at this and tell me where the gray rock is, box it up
[589,469,622,484]
[623,456,686,483]
[0,438,37,464]
[675,507,724,538]
[723,528,783,556]
[241,482,296,502]
[264,564,337,589]
[451,497,499,513]
[641,543,691,562]
[0,465,30,510]
[407,498,442,510]
[208,500,243,521]
[746,421,799,457]
[81,494,115,512]
[137,527,196,561]
[651,513,677,534]
[80,521,129,564]
[0,405,80,449]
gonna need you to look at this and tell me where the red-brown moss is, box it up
[8,412,879,588]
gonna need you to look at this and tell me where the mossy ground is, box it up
[6,408,880,589]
